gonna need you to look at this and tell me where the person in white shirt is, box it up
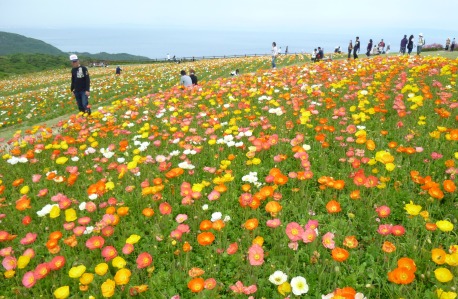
[271,42,279,68]
[180,70,192,87]
[417,33,425,55]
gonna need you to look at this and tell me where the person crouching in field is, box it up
[70,54,91,115]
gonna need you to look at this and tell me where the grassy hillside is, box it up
[0,31,64,55]
[74,51,151,61]
[0,53,69,78]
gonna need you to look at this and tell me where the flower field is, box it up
[0,54,305,130]
[0,54,457,298]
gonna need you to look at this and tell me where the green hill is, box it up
[0,31,65,55]
[74,51,151,61]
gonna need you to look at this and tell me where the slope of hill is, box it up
[0,31,65,55]
[74,51,151,61]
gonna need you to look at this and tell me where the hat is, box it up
[419,33,423,36]
[69,54,78,61]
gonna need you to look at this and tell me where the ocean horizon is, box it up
[2,27,457,59]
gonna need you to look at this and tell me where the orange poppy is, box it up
[331,247,350,262]
[117,207,130,216]
[428,187,444,200]
[241,184,251,192]
[243,218,259,230]
[326,200,342,214]
[274,174,289,185]
[259,186,274,198]
[382,241,396,253]
[197,232,215,246]
[333,287,356,299]
[212,219,225,231]
[388,267,415,284]
[443,180,456,193]
[349,190,361,200]
[199,220,213,231]
[12,178,24,187]
[265,201,282,217]
[142,208,154,217]
[188,267,205,277]
[425,222,437,231]
[397,257,417,273]
[49,231,63,240]
[188,277,205,293]
[182,241,192,252]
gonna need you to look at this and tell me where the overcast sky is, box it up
[1,0,457,32]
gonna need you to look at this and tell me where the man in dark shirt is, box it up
[353,37,360,59]
[189,69,198,85]
[70,54,91,115]
[400,35,408,54]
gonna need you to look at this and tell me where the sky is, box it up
[1,0,457,58]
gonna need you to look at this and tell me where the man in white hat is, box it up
[69,54,91,115]
[417,33,425,55]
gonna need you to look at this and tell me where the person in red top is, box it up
[70,54,91,115]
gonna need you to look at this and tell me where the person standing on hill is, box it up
[70,54,91,115]
[366,39,373,57]
[271,42,279,68]
[451,38,455,52]
[347,40,353,59]
[407,35,414,55]
[353,37,360,59]
[445,38,450,51]
[400,35,408,54]
[116,66,122,75]
[417,33,425,55]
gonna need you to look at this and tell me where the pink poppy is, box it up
[136,252,153,269]
[63,222,75,231]
[266,218,281,228]
[204,278,217,290]
[37,189,48,197]
[34,262,50,279]
[302,228,317,243]
[101,246,118,261]
[32,174,42,183]
[73,226,86,236]
[122,243,134,255]
[22,271,37,288]
[85,236,105,250]
[170,230,183,240]
[85,202,97,212]
[285,222,304,242]
[227,242,238,255]
[175,214,188,223]
[78,216,92,225]
[159,202,172,215]
[2,256,17,270]
[375,205,391,218]
[0,247,13,257]
[322,232,335,249]
[177,224,190,233]
[207,190,220,201]
[305,220,319,230]
[248,244,264,266]
[377,224,393,236]
[20,233,37,245]
[23,248,35,258]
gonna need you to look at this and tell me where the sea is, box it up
[3,27,457,59]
